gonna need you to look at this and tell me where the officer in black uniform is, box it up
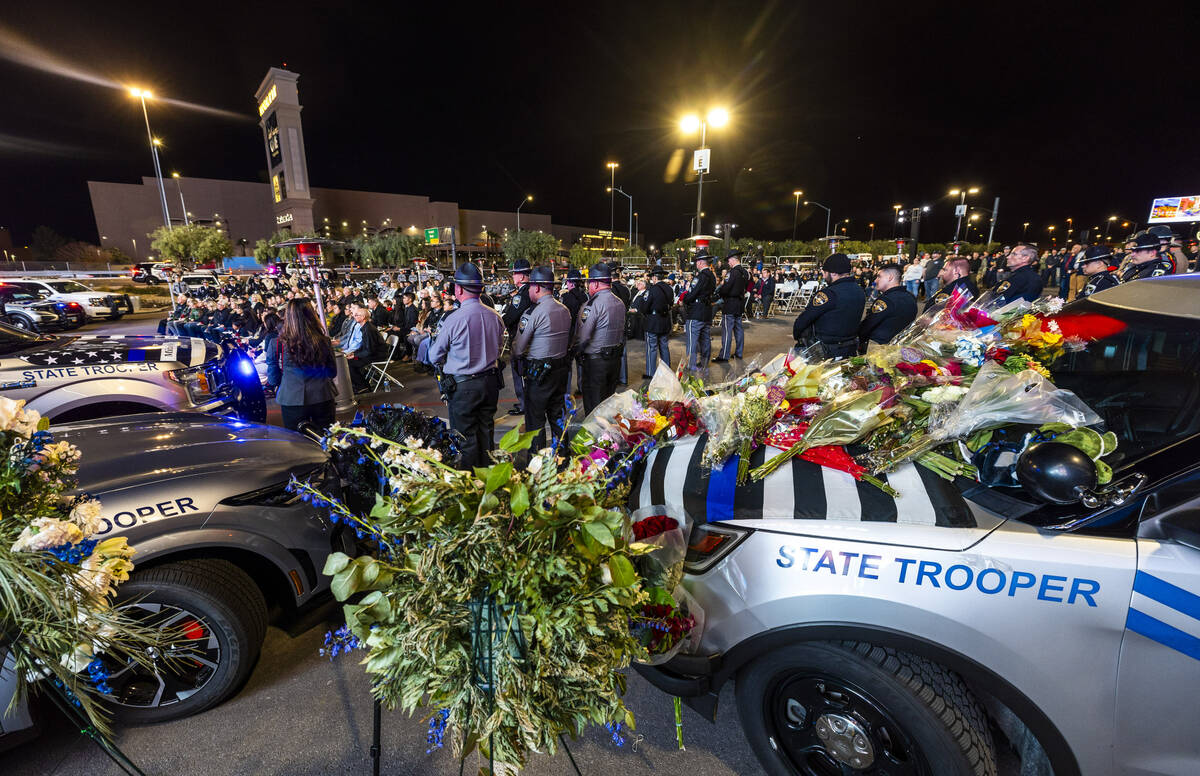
[1119,233,1175,281]
[924,257,980,310]
[510,266,572,451]
[1146,225,1181,274]
[792,253,866,358]
[714,250,749,362]
[681,250,717,370]
[575,262,627,414]
[858,263,917,348]
[501,258,533,415]
[1076,246,1120,298]
[561,268,588,396]
[642,267,674,377]
[990,243,1044,304]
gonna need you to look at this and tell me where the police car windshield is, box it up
[1049,302,1200,467]
[48,281,90,293]
[0,322,46,354]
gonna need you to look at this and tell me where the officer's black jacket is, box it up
[370,305,389,329]
[562,286,587,341]
[792,276,866,343]
[859,286,918,346]
[1119,256,1174,281]
[1078,270,1119,298]
[682,268,716,321]
[502,284,532,332]
[612,281,632,308]
[990,264,1042,304]
[643,282,674,335]
[924,276,979,311]
[717,264,749,316]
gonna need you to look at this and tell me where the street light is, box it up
[679,107,730,235]
[892,204,902,237]
[949,186,980,242]
[791,190,803,240]
[170,172,189,226]
[803,200,832,242]
[130,88,171,230]
[606,162,619,254]
[608,186,633,255]
[633,212,639,247]
[516,194,533,231]
[869,222,876,241]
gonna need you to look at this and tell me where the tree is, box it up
[567,243,597,269]
[501,230,559,264]
[253,229,318,265]
[53,242,107,264]
[150,224,233,264]
[30,226,69,261]
[351,232,426,268]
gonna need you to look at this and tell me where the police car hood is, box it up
[4,334,221,370]
[54,412,328,495]
[632,436,1004,552]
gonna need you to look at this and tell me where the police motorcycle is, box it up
[632,276,1200,776]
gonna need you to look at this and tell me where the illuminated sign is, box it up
[265,111,281,169]
[693,148,710,173]
[276,213,294,225]
[1148,195,1200,224]
[258,84,277,117]
[424,228,440,245]
[272,173,287,203]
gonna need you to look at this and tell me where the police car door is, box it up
[1115,461,1200,775]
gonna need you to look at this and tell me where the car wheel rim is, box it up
[103,602,222,710]
[765,672,926,775]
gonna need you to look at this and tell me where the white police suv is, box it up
[633,276,1200,776]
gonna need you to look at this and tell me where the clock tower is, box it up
[254,68,314,234]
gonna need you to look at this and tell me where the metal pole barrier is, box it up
[986,196,1000,248]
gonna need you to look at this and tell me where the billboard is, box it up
[1148,195,1200,224]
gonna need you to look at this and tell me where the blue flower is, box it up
[604,721,626,747]
[426,707,450,753]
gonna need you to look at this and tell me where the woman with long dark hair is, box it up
[267,299,338,431]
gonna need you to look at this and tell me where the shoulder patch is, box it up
[1151,268,1168,277]
[870,299,888,314]
[518,315,528,332]
[812,291,829,306]
[996,281,1011,294]
[580,306,590,322]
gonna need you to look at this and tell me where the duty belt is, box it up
[445,366,500,383]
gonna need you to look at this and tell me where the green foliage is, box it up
[502,230,560,264]
[30,225,69,261]
[350,232,426,268]
[294,425,651,769]
[253,229,320,266]
[149,224,232,264]
[568,242,599,269]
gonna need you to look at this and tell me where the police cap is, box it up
[453,262,485,290]
[1077,246,1114,269]
[511,258,532,274]
[694,248,713,268]
[725,249,744,261]
[1147,225,1177,241]
[588,262,613,281]
[529,266,557,286]
[822,253,852,274]
[1131,233,1160,252]
[566,268,583,282]
[648,266,664,279]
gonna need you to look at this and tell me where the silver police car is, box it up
[0,413,351,743]
[0,323,265,423]
[634,276,1200,776]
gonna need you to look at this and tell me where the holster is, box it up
[435,370,457,399]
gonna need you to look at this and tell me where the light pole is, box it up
[516,194,532,232]
[869,222,876,242]
[130,89,171,231]
[892,204,902,238]
[803,200,832,243]
[1104,216,1118,240]
[131,237,138,260]
[842,219,850,238]
[609,186,633,256]
[680,107,730,236]
[791,190,803,240]
[606,162,618,254]
[1022,222,1030,238]
[633,212,639,248]
[949,186,980,242]
[171,172,190,226]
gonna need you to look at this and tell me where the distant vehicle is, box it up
[131,261,177,284]
[6,278,132,321]
[0,284,86,332]
[180,272,220,292]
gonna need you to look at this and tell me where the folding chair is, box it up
[368,334,405,392]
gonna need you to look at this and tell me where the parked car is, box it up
[0,284,86,331]
[180,272,220,292]
[6,278,132,321]
[0,322,266,423]
[131,261,177,284]
[633,276,1200,776]
[0,413,352,741]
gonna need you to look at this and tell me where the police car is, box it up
[0,323,265,423]
[0,284,86,331]
[131,261,177,284]
[6,277,133,321]
[0,413,351,741]
[633,276,1200,776]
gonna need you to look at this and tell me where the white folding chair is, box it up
[368,334,404,392]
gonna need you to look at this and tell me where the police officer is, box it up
[643,267,674,377]
[792,253,866,358]
[575,262,626,414]
[713,250,749,362]
[1146,225,1182,274]
[991,243,1044,304]
[510,266,572,451]
[501,258,534,416]
[1076,246,1120,298]
[858,263,917,348]
[1120,232,1175,281]
[561,268,588,395]
[427,263,506,470]
[681,249,716,370]
[609,263,632,385]
[925,257,979,310]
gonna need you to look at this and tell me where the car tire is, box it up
[8,315,35,332]
[109,559,269,724]
[735,640,997,776]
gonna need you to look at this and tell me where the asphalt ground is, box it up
[5,308,1022,775]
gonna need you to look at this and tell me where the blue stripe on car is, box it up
[1125,608,1200,662]
[1133,571,1200,622]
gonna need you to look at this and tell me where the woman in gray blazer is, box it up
[266,299,338,431]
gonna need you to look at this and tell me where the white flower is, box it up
[11,517,83,553]
[68,499,103,536]
[60,643,95,673]
[0,397,39,438]
[527,455,544,476]
[405,436,423,448]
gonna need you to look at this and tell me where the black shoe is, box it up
[507,407,523,415]
[713,357,729,363]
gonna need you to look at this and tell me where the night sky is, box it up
[2,1,1197,249]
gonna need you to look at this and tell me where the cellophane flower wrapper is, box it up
[931,360,1101,442]
[636,586,706,666]
[580,389,661,451]
[647,361,686,404]
[697,391,742,471]
[629,505,690,592]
